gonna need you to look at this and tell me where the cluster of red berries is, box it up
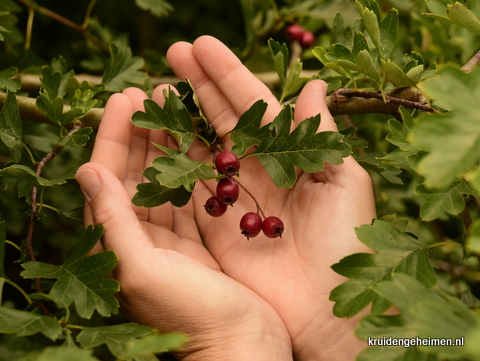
[285,23,315,49]
[204,151,284,240]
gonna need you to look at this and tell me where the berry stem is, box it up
[234,178,266,219]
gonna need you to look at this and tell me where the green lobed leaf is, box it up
[0,66,21,92]
[280,58,308,103]
[415,180,480,221]
[356,50,380,85]
[329,220,436,318]
[36,93,84,126]
[447,1,480,35]
[132,90,196,153]
[77,323,154,359]
[36,346,98,361]
[123,332,189,359]
[360,274,477,359]
[0,164,67,187]
[132,167,191,208]
[0,306,62,340]
[102,42,148,92]
[58,127,93,147]
[381,59,416,87]
[250,106,351,189]
[21,225,120,319]
[412,67,480,188]
[357,153,403,184]
[268,38,288,85]
[229,99,268,157]
[0,91,22,148]
[356,0,381,54]
[152,144,216,192]
[134,0,173,17]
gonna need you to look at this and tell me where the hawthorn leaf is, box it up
[0,164,67,187]
[268,39,288,85]
[357,153,403,184]
[123,332,189,359]
[58,127,93,147]
[36,347,98,361]
[21,225,120,319]
[412,67,480,188]
[280,58,308,102]
[356,0,381,52]
[379,8,398,59]
[0,306,62,340]
[0,66,21,92]
[77,323,154,358]
[135,0,173,17]
[0,91,22,148]
[364,274,476,359]
[447,1,480,35]
[229,99,268,156]
[381,59,416,87]
[102,43,148,92]
[152,144,216,192]
[329,220,436,318]
[132,90,196,153]
[36,93,84,126]
[356,50,380,85]
[132,167,191,208]
[250,106,351,188]
[415,181,480,221]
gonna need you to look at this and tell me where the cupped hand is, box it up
[165,36,377,360]
[76,88,293,360]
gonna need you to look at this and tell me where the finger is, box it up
[294,79,337,133]
[167,36,282,138]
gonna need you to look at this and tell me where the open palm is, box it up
[165,36,377,358]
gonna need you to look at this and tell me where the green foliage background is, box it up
[1,0,480,360]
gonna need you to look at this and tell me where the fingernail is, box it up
[76,168,101,201]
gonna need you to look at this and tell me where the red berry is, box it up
[262,216,284,238]
[215,151,240,177]
[285,24,304,41]
[240,212,262,240]
[299,31,315,49]
[216,178,239,205]
[204,196,227,217]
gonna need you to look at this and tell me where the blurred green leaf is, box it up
[330,220,436,318]
[123,332,188,359]
[21,225,119,319]
[36,347,98,361]
[415,181,479,221]
[0,306,62,340]
[77,323,153,359]
[0,91,22,148]
[135,0,173,17]
[0,67,21,92]
[102,42,148,92]
[0,164,67,187]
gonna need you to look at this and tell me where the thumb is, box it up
[75,163,155,259]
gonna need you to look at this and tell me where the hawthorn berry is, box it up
[240,212,263,240]
[204,196,227,217]
[285,23,304,41]
[215,151,240,177]
[299,30,315,49]
[216,177,239,205]
[262,216,284,238]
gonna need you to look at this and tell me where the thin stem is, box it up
[5,279,33,304]
[461,50,480,72]
[16,0,109,53]
[82,0,99,28]
[5,240,21,251]
[427,241,463,249]
[234,178,266,219]
[24,7,34,51]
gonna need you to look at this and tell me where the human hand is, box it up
[164,36,377,360]
[75,88,293,360]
